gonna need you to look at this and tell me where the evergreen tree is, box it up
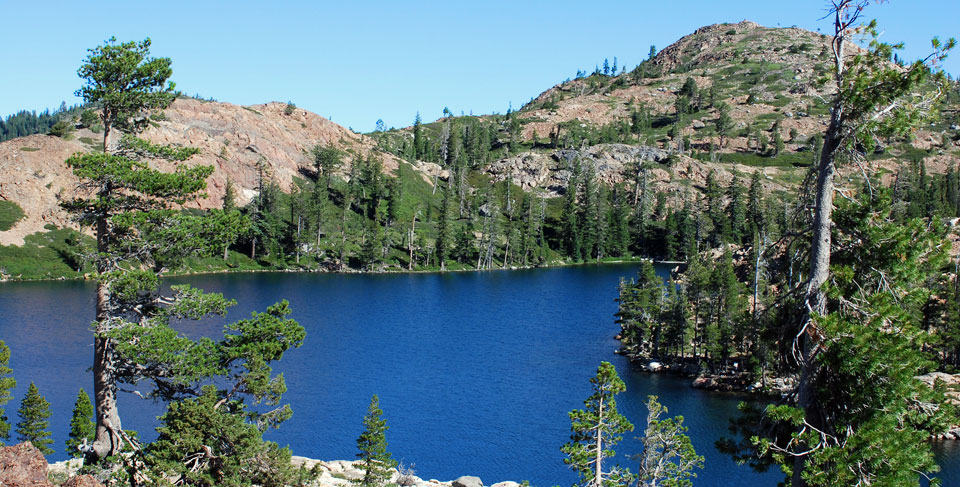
[222,179,237,213]
[65,389,94,457]
[309,145,342,251]
[580,164,599,260]
[635,396,703,487]
[756,191,956,487]
[354,395,397,487]
[704,171,726,245]
[66,39,307,468]
[746,171,765,237]
[145,385,300,487]
[726,176,747,244]
[562,362,634,487]
[608,184,629,258]
[413,113,424,160]
[453,222,475,265]
[563,161,583,261]
[616,262,665,356]
[436,182,452,270]
[785,5,955,485]
[715,104,734,148]
[16,382,53,455]
[0,341,14,443]
[359,217,385,271]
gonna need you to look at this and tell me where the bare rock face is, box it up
[486,144,669,195]
[0,99,405,246]
[0,442,52,487]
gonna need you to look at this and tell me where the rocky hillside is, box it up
[374,21,958,206]
[3,21,958,247]
[0,99,404,246]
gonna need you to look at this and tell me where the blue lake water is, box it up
[0,264,956,486]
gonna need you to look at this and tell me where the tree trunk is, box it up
[408,214,416,271]
[594,396,604,487]
[90,215,122,461]
[296,215,302,264]
[792,123,839,487]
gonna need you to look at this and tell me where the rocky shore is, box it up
[0,442,521,487]
[615,349,796,397]
[918,372,960,441]
[619,351,960,440]
[289,457,520,487]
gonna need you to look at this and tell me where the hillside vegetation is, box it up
[1,20,958,280]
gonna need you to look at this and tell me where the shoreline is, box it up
[616,349,794,398]
[0,256,670,284]
[617,351,960,441]
[42,454,518,487]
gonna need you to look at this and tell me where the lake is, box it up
[0,264,956,486]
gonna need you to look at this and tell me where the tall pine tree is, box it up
[16,382,53,455]
[0,341,14,443]
[65,389,95,457]
[354,395,397,487]
[562,362,634,487]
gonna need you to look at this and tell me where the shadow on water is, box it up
[0,264,955,486]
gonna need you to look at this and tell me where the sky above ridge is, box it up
[1,0,958,133]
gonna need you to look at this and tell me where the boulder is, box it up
[0,442,52,487]
[453,475,484,487]
[491,482,521,487]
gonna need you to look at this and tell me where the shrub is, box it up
[48,120,73,137]
[79,109,99,128]
[0,201,25,231]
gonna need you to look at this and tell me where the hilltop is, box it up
[376,20,958,197]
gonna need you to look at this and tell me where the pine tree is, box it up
[0,340,14,443]
[608,184,630,258]
[746,171,765,238]
[704,171,725,245]
[562,362,634,487]
[563,161,583,261]
[726,176,747,244]
[65,389,94,457]
[222,178,237,213]
[715,104,734,148]
[354,395,397,487]
[436,182,452,270]
[145,385,299,487]
[785,5,955,485]
[580,164,599,260]
[413,113,424,160]
[616,262,665,356]
[16,382,53,455]
[635,396,703,487]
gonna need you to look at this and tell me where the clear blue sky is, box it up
[1,0,957,132]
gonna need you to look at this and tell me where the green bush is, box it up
[79,109,99,128]
[0,226,93,279]
[0,201,25,231]
[48,120,73,137]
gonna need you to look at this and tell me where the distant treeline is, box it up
[0,103,84,142]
